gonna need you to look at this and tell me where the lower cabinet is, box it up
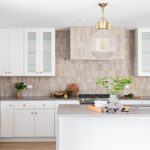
[14,109,35,137]
[35,109,54,137]
[0,100,79,138]
[1,101,14,137]
[14,101,55,137]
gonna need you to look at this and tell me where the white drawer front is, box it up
[14,101,34,109]
[119,100,142,105]
[143,100,150,105]
[35,101,54,109]
[55,100,79,109]
[1,101,14,109]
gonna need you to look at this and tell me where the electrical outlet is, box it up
[27,85,33,89]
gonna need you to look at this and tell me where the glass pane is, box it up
[142,33,150,72]
[28,32,36,72]
[43,32,51,72]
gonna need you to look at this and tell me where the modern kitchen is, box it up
[0,0,150,150]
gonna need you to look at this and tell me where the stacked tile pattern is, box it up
[0,28,149,97]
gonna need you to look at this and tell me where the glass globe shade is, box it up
[90,30,115,58]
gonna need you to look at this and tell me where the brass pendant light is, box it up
[96,2,111,30]
[90,1,115,59]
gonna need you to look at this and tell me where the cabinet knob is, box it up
[37,72,38,73]
[5,72,7,73]
[40,72,42,73]
[23,104,26,107]
[9,104,12,107]
[43,104,45,106]
[31,112,34,114]
[35,112,37,114]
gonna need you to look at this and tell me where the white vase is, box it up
[109,95,118,103]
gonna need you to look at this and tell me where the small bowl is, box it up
[94,100,107,107]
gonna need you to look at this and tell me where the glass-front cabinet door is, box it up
[39,29,55,76]
[24,28,55,76]
[24,29,40,76]
[141,32,150,73]
[135,28,150,76]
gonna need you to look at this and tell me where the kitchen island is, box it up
[57,105,150,150]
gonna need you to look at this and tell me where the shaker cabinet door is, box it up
[0,28,24,76]
[8,29,24,76]
[1,101,14,137]
[34,109,54,137]
[14,110,35,137]
[0,29,9,76]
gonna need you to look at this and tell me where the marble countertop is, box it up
[0,96,150,101]
[0,96,79,101]
[57,105,150,117]
[119,96,150,100]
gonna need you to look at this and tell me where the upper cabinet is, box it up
[135,28,150,76]
[0,29,24,76]
[0,28,55,76]
[24,28,55,76]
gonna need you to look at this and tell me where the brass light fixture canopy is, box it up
[90,1,115,59]
[96,2,112,30]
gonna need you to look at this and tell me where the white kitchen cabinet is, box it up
[14,109,35,137]
[54,100,79,136]
[0,29,8,76]
[1,100,79,138]
[8,29,24,76]
[34,101,55,137]
[0,29,24,76]
[14,101,55,137]
[135,28,150,76]
[35,109,54,137]
[14,101,35,137]
[1,101,14,137]
[24,28,55,76]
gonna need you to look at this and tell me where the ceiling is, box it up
[0,0,150,30]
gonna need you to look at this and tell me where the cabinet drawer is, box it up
[14,101,34,109]
[35,101,54,109]
[1,101,14,109]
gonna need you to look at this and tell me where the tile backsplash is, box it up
[0,28,150,97]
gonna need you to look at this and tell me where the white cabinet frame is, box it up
[24,28,55,76]
[135,28,150,76]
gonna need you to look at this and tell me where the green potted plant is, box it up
[15,82,27,98]
[96,76,134,103]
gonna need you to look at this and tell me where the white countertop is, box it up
[0,96,79,101]
[57,105,150,117]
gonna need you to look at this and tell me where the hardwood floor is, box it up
[0,142,56,150]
